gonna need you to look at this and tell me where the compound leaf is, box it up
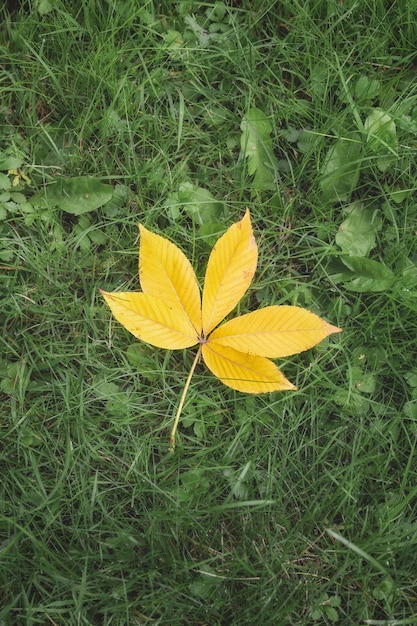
[101,210,341,448]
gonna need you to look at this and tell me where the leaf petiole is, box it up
[169,344,202,452]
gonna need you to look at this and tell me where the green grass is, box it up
[1,1,417,624]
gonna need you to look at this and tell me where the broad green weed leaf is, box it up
[126,344,159,383]
[336,203,382,257]
[385,186,412,204]
[166,181,223,225]
[198,222,225,245]
[93,380,120,399]
[309,64,330,99]
[319,135,363,203]
[337,256,395,292]
[354,76,380,102]
[352,345,386,370]
[334,388,370,416]
[400,258,417,290]
[364,108,398,172]
[34,176,113,214]
[165,181,224,245]
[33,126,77,167]
[365,108,397,153]
[101,210,341,449]
[0,173,11,191]
[184,186,222,226]
[396,111,417,134]
[0,153,23,171]
[404,401,417,419]
[163,30,184,58]
[352,370,377,394]
[241,108,278,190]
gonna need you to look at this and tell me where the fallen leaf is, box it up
[100,209,341,449]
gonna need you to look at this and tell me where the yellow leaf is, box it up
[201,208,258,335]
[208,306,342,357]
[202,342,296,393]
[100,210,342,449]
[138,224,202,335]
[100,290,198,349]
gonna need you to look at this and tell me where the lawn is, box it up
[1,1,417,624]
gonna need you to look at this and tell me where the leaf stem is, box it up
[169,344,202,452]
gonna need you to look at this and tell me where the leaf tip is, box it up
[241,207,251,225]
[100,289,124,304]
[327,323,343,335]
[239,208,257,252]
[284,380,298,391]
